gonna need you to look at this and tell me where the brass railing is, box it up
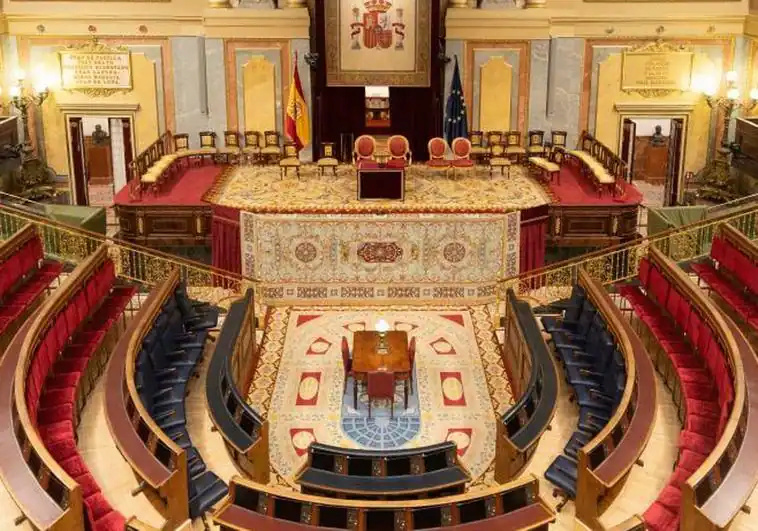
[0,204,251,311]
[501,204,758,310]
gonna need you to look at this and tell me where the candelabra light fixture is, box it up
[690,70,758,202]
[0,69,56,200]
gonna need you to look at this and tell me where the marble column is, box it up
[208,0,231,7]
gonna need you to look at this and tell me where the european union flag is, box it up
[445,56,468,144]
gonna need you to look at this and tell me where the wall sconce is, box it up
[692,70,758,147]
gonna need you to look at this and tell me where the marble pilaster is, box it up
[171,37,207,148]
[528,40,549,135]
[205,38,227,138]
[548,37,584,148]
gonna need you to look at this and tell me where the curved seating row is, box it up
[0,225,63,351]
[617,247,738,530]
[541,269,656,529]
[542,284,627,503]
[295,442,470,500]
[206,288,270,483]
[0,246,117,530]
[495,288,559,482]
[213,475,555,530]
[135,278,225,519]
[689,223,758,330]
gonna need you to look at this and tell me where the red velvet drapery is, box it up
[520,206,548,275]
[211,206,241,286]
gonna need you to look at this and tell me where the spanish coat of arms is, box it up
[350,0,407,50]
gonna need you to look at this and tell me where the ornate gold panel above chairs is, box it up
[243,130,262,164]
[316,142,339,176]
[261,130,283,164]
[527,130,546,157]
[505,131,526,164]
[219,130,242,164]
[279,142,301,179]
[489,141,511,178]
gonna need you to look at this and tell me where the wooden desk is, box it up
[352,331,410,377]
[357,168,405,200]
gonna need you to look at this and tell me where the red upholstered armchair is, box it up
[367,370,395,418]
[426,137,450,174]
[451,137,475,177]
[387,135,412,169]
[353,135,377,171]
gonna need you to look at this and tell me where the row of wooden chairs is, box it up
[470,130,567,164]
[173,130,287,164]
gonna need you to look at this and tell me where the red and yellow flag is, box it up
[285,54,310,151]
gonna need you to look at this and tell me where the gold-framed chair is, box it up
[550,130,567,150]
[387,134,412,169]
[486,131,503,149]
[469,131,487,164]
[243,131,262,164]
[317,142,339,176]
[353,134,378,174]
[527,130,546,156]
[219,130,242,164]
[279,142,301,179]
[489,142,511,178]
[173,133,190,151]
[426,137,450,175]
[450,137,475,178]
[197,130,218,165]
[505,131,526,164]
[261,130,283,164]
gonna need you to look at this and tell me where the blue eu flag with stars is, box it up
[445,56,468,144]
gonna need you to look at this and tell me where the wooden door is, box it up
[665,118,685,206]
[621,118,636,182]
[68,117,88,205]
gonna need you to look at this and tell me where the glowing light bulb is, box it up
[727,87,740,100]
[750,88,758,101]
[9,86,21,98]
[33,81,47,94]
[15,69,25,81]
[376,319,389,333]
[725,70,738,83]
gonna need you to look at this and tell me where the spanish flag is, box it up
[285,53,310,151]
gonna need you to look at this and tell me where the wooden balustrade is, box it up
[205,288,269,482]
[495,288,559,482]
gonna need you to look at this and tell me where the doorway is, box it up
[66,115,134,211]
[620,116,686,206]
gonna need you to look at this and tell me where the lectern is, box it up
[357,167,405,201]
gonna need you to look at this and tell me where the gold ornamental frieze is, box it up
[59,38,133,97]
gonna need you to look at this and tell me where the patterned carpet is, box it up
[205,163,550,214]
[248,306,513,488]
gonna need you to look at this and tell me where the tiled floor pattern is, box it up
[248,306,513,487]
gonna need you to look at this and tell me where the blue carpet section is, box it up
[340,370,421,449]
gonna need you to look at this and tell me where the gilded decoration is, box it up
[58,38,133,98]
[621,40,693,99]
[325,0,431,87]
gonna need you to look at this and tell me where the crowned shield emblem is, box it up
[350,0,406,51]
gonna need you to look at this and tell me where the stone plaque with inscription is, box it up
[621,50,693,95]
[59,41,132,96]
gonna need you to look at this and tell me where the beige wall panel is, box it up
[479,56,512,133]
[41,52,159,176]
[594,51,714,175]
[242,56,276,134]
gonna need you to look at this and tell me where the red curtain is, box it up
[520,206,548,274]
[212,206,241,287]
